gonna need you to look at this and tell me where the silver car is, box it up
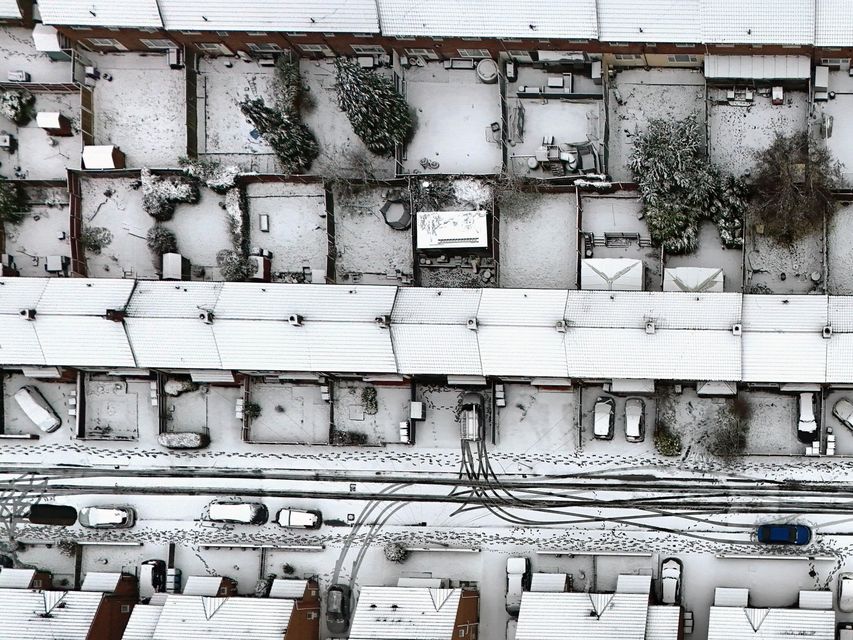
[625,397,646,442]
[79,506,136,529]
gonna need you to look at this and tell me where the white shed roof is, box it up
[0,569,35,589]
[349,587,463,640]
[646,606,682,640]
[81,572,122,593]
[182,576,225,597]
[158,0,379,33]
[663,267,724,293]
[376,0,598,39]
[0,0,21,19]
[707,606,834,640]
[581,258,643,291]
[815,0,853,46]
[38,0,162,27]
[123,605,163,640]
[597,0,700,43]
[268,579,308,599]
[699,0,815,45]
[0,589,103,640]
[152,595,294,640]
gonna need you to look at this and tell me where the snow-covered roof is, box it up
[269,579,309,599]
[123,605,163,640]
[742,295,827,332]
[663,267,724,293]
[597,0,700,43]
[38,0,162,27]
[125,318,222,370]
[0,0,21,19]
[182,576,225,597]
[815,0,853,46]
[704,55,811,80]
[80,572,122,593]
[349,587,464,640]
[0,589,103,640]
[699,0,815,45]
[0,569,35,589]
[391,324,482,375]
[151,595,294,640]
[125,281,222,318]
[480,326,568,378]
[581,258,644,291]
[0,277,134,315]
[741,332,827,383]
[157,0,379,33]
[707,605,834,640]
[646,606,682,640]
[392,288,481,324]
[376,0,598,39]
[477,289,567,326]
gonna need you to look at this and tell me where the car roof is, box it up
[83,507,126,524]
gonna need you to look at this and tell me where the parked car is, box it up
[207,501,268,525]
[139,559,167,600]
[624,397,645,442]
[506,556,530,615]
[157,431,209,449]
[756,523,811,545]
[593,397,615,440]
[660,558,682,605]
[27,504,77,526]
[14,386,61,433]
[326,584,352,635]
[833,398,853,431]
[839,573,853,613]
[460,393,484,441]
[79,506,136,529]
[275,508,321,529]
[797,392,818,443]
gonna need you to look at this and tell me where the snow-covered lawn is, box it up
[708,88,808,177]
[498,191,577,289]
[332,183,413,285]
[2,185,70,277]
[332,380,410,445]
[828,206,853,294]
[246,180,328,279]
[246,381,330,445]
[402,63,502,175]
[164,189,233,280]
[2,374,74,437]
[745,226,824,294]
[664,220,744,292]
[0,27,71,84]
[494,385,576,456]
[89,52,186,168]
[580,385,657,456]
[607,68,705,182]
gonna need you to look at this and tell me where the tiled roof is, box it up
[597,0,700,43]
[700,0,815,45]
[38,0,163,27]
[707,606,834,640]
[815,0,853,46]
[151,595,294,640]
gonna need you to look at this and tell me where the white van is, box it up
[275,508,321,529]
[207,501,268,525]
[14,386,61,433]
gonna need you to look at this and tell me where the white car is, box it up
[593,397,615,440]
[276,508,321,529]
[797,392,818,443]
[79,506,136,529]
[839,573,853,613]
[833,398,853,431]
[14,386,61,433]
[660,558,682,605]
[625,397,645,442]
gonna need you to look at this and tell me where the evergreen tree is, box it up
[239,96,318,174]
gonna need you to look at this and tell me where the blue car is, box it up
[756,524,811,545]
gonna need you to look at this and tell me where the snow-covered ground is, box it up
[89,53,186,168]
[815,68,853,187]
[606,68,705,182]
[2,374,75,436]
[0,27,71,84]
[164,188,232,279]
[828,205,853,294]
[498,191,578,289]
[580,386,657,456]
[2,185,70,277]
[494,385,576,456]
[743,392,801,455]
[246,381,330,445]
[332,380,410,445]
[745,226,824,294]
[402,63,502,175]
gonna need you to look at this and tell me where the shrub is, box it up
[178,157,240,194]
[224,187,248,252]
[80,226,113,254]
[334,58,413,156]
[57,539,77,558]
[709,405,748,458]
[0,179,30,224]
[239,97,318,174]
[361,387,378,415]
[283,563,295,575]
[654,421,682,457]
[748,132,840,244]
[0,88,35,125]
[146,225,178,255]
[244,402,262,420]
[274,57,305,114]
[216,249,255,282]
[383,542,409,563]
[141,168,200,221]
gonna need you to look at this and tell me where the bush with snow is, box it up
[80,226,113,254]
[146,225,178,256]
[224,187,248,252]
[178,157,240,194]
[383,542,409,563]
[163,379,197,397]
[141,168,200,221]
[0,179,30,224]
[217,249,255,282]
[0,88,35,126]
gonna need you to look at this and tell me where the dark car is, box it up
[326,584,352,635]
[27,504,77,526]
[756,524,811,545]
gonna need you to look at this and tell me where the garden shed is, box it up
[416,210,488,250]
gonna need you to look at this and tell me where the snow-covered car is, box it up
[207,501,268,525]
[797,392,818,443]
[833,398,853,431]
[625,397,645,442]
[660,558,682,605]
[79,506,136,529]
[506,556,530,615]
[157,431,210,449]
[839,573,853,613]
[14,386,61,433]
[460,393,484,441]
[593,397,615,440]
[275,508,321,529]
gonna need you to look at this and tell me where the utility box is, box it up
[162,252,191,280]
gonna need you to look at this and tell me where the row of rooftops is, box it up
[5,0,850,48]
[5,278,853,382]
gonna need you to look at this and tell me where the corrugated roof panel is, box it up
[182,577,224,597]
[214,321,310,372]
[707,606,834,640]
[0,277,48,314]
[350,587,462,640]
[38,0,163,27]
[306,322,397,373]
[0,589,102,640]
[391,324,481,375]
[125,318,222,369]
[0,316,44,365]
[377,0,597,39]
[828,296,853,332]
[645,606,681,640]
[158,0,379,33]
[392,288,481,324]
[597,0,700,43]
[566,291,741,330]
[126,282,222,319]
[36,316,135,368]
[479,326,568,377]
[152,595,294,640]
[0,0,22,19]
[700,0,814,44]
[742,295,827,332]
[0,569,35,588]
[815,0,853,46]
[477,289,568,326]
[704,54,811,80]
[37,279,135,316]
[741,333,827,383]
[616,575,651,594]
[80,572,121,593]
[565,328,741,381]
[123,605,163,640]
[517,592,650,640]
[269,579,308,599]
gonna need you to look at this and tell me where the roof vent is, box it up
[19,308,36,321]
[288,314,303,327]
[555,319,567,333]
[645,321,655,335]
[198,310,214,324]
[466,317,478,331]
[375,314,391,329]
[823,325,833,339]
[732,323,742,336]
